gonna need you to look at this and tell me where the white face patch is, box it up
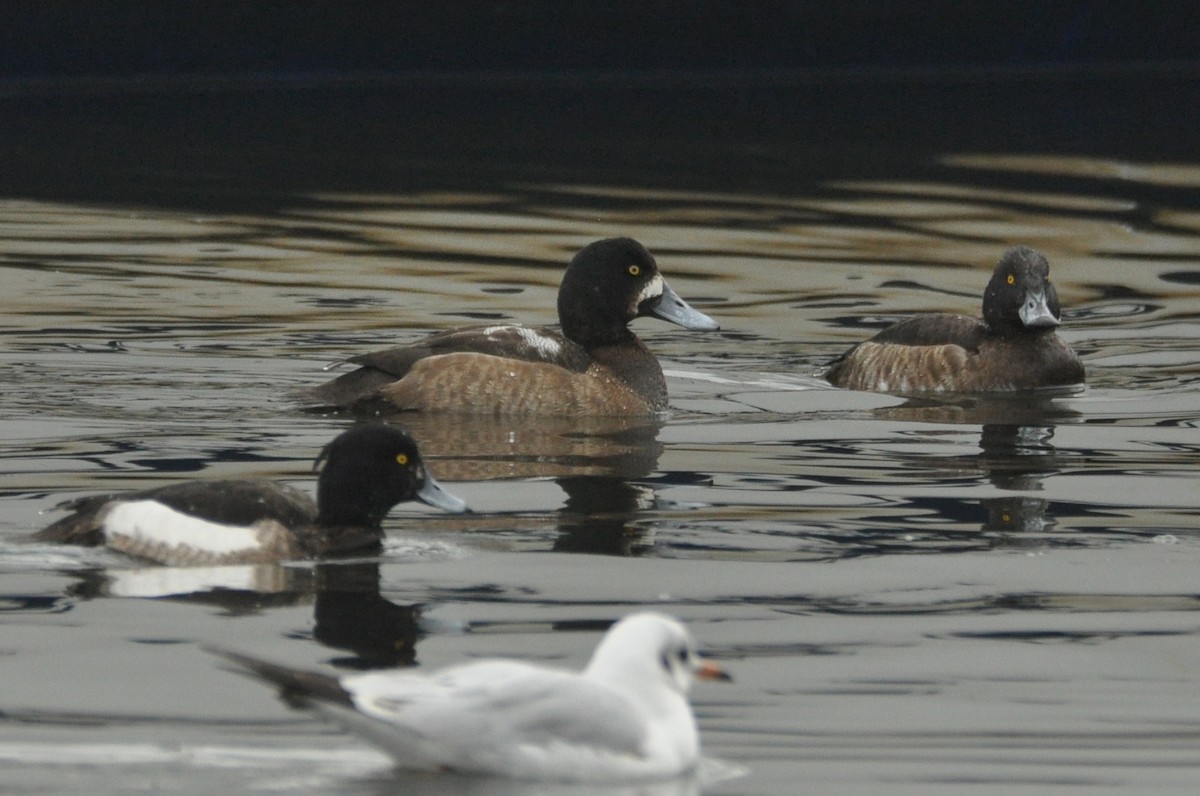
[635,274,664,306]
[102,500,263,558]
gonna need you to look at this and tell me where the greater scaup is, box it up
[296,237,720,416]
[825,246,1085,393]
[209,611,729,781]
[34,424,468,566]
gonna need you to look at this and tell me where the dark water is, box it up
[3,73,1200,794]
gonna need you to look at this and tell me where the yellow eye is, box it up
[1006,274,1015,285]
[395,453,409,466]
[1002,512,1012,523]
[628,264,641,277]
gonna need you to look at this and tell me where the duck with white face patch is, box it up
[296,237,720,416]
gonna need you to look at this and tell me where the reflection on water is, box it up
[552,478,658,556]
[870,393,1078,541]
[312,562,423,668]
[3,142,1200,795]
[390,414,666,482]
[0,736,727,796]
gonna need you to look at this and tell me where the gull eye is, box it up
[395,453,409,466]
[628,264,641,277]
[1006,274,1016,285]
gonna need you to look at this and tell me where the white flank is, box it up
[102,500,261,557]
[635,274,664,304]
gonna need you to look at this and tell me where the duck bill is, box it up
[694,658,732,682]
[417,475,470,514]
[1019,289,1061,328]
[646,281,720,331]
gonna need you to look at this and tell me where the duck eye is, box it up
[1006,274,1016,285]
[395,453,409,466]
[627,264,641,277]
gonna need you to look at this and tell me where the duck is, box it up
[825,246,1085,393]
[33,424,468,566]
[210,611,730,782]
[296,237,720,416]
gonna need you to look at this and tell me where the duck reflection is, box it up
[984,495,1053,533]
[399,413,669,555]
[552,477,658,555]
[974,399,1073,535]
[311,561,423,668]
[63,559,425,668]
[52,416,671,667]
[394,414,665,482]
[881,391,1080,536]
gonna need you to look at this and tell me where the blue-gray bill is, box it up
[417,475,470,513]
[649,282,720,331]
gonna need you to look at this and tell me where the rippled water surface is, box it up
[3,77,1200,795]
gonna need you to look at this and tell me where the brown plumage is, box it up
[825,247,1085,393]
[296,237,719,416]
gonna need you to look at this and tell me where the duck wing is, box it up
[867,313,987,350]
[825,314,989,392]
[349,325,590,375]
[299,325,591,409]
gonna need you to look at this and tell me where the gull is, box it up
[211,611,730,782]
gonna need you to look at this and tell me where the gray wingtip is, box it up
[204,645,355,709]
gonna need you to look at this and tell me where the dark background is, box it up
[2,1,1195,80]
[1,1,1197,210]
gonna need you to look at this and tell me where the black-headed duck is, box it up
[297,237,720,416]
[825,247,1085,393]
[34,424,467,566]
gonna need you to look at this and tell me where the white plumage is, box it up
[103,500,264,557]
[213,612,729,783]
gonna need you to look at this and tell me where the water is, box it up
[3,74,1200,795]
